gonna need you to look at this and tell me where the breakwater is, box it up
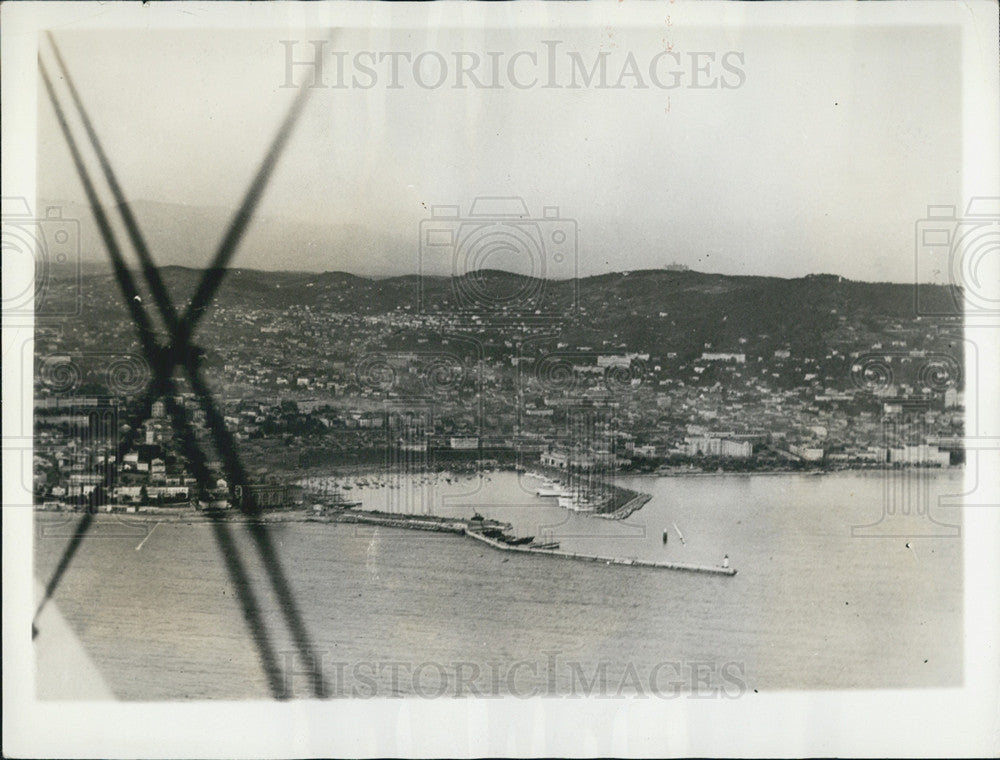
[306,508,511,536]
[463,524,736,576]
[303,505,736,575]
[598,492,652,520]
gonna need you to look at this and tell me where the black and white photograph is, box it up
[2,2,998,757]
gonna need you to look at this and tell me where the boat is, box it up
[537,487,571,498]
[673,522,686,545]
[557,495,596,512]
[530,540,560,550]
[506,535,535,546]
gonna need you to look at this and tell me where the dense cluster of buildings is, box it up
[31,275,964,508]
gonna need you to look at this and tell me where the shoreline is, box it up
[284,461,964,480]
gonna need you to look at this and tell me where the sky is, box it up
[37,23,963,282]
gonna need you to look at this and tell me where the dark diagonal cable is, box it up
[36,59,289,699]
[47,33,316,501]
[32,511,93,640]
[44,38,325,697]
[181,73,314,329]
[47,31,180,329]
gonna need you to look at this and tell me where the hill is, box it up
[62,265,959,363]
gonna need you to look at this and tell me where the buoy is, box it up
[722,554,730,569]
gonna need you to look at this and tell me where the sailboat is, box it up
[673,522,686,545]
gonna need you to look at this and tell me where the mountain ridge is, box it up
[64,265,960,363]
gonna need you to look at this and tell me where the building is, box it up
[540,449,601,469]
[235,484,291,508]
[541,450,569,469]
[700,352,746,363]
[684,436,752,458]
[116,485,190,503]
[597,353,649,368]
[789,444,825,462]
[67,473,103,498]
[888,445,951,467]
[398,440,428,453]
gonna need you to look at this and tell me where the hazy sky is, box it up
[38,23,962,282]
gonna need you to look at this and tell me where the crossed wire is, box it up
[35,34,326,699]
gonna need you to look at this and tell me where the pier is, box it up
[301,496,735,575]
[463,526,737,576]
[598,492,652,520]
[307,508,511,536]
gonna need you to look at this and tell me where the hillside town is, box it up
[32,268,964,509]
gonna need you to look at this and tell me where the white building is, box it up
[889,445,951,467]
[700,352,746,363]
[684,436,752,458]
[789,444,825,462]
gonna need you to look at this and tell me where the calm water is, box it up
[34,470,963,699]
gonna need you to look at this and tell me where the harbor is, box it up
[523,467,648,517]
[289,467,743,573]
[40,468,738,575]
[304,496,737,575]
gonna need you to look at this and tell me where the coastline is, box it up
[282,460,964,481]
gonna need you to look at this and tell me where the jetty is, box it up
[307,508,509,536]
[300,496,735,575]
[463,526,737,576]
[598,492,652,520]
